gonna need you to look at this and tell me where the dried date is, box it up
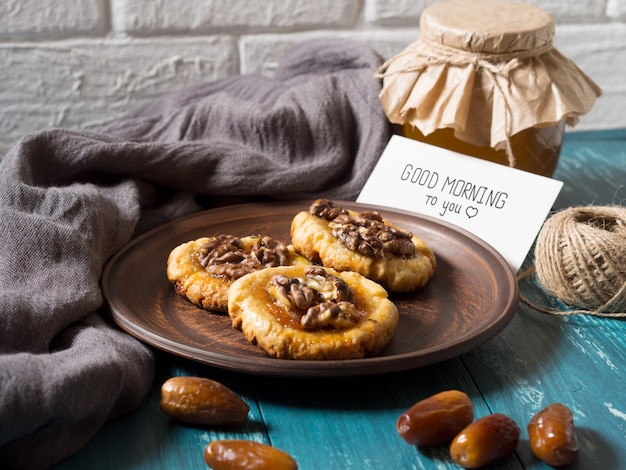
[528,403,579,466]
[204,440,298,470]
[160,376,249,426]
[449,413,520,468]
[397,390,474,446]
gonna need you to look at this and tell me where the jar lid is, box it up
[421,0,554,55]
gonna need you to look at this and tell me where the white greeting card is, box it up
[357,135,563,272]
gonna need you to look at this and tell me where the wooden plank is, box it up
[56,353,268,470]
[56,130,626,469]
[462,307,626,469]
[462,129,626,469]
[555,129,626,208]
[58,353,524,469]
[246,359,523,470]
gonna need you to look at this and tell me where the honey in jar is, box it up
[377,0,601,177]
[403,121,565,176]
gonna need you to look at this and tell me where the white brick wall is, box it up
[1,0,624,155]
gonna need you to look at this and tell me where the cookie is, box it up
[167,234,309,312]
[227,265,399,360]
[290,199,436,292]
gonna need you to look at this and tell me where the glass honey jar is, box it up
[377,0,601,177]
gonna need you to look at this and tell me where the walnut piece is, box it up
[270,266,361,330]
[311,199,416,258]
[300,301,362,330]
[309,198,347,220]
[198,234,291,280]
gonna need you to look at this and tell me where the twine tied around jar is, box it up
[519,205,626,318]
[377,35,554,78]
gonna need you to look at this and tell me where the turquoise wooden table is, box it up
[56,129,626,470]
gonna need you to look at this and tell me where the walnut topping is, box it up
[198,235,292,280]
[300,301,362,330]
[272,274,325,310]
[250,235,292,267]
[330,213,385,258]
[270,266,361,330]
[309,198,347,221]
[311,199,416,258]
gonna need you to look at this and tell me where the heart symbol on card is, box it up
[466,206,479,219]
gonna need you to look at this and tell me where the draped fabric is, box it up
[0,38,392,468]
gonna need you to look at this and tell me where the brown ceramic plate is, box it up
[103,200,519,377]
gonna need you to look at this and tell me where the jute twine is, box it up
[519,205,626,318]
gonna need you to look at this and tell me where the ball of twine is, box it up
[533,205,626,316]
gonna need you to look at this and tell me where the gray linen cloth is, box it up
[0,38,392,468]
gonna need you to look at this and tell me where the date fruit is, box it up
[450,413,520,468]
[204,440,298,470]
[397,390,474,446]
[528,403,579,466]
[160,376,249,425]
